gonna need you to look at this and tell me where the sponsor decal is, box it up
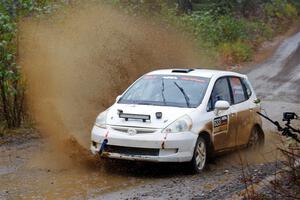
[180,77,206,83]
[163,76,178,80]
[143,75,157,79]
[213,115,228,133]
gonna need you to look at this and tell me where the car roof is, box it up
[147,68,246,79]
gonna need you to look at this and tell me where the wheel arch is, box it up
[252,123,265,141]
[198,131,214,156]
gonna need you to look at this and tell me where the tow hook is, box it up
[99,139,108,155]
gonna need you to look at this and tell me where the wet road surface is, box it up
[247,30,300,122]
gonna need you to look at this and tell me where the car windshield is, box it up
[118,75,210,108]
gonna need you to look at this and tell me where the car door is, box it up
[208,77,237,151]
[228,77,252,147]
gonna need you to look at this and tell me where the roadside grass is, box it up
[0,115,36,144]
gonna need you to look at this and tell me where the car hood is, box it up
[106,104,195,129]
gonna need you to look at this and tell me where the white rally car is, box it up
[91,69,264,173]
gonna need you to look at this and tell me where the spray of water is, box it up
[19,3,211,152]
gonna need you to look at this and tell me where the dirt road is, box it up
[247,30,300,122]
[1,29,300,200]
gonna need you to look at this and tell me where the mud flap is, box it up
[99,138,108,155]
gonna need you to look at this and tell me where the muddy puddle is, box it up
[0,129,285,199]
[0,139,141,199]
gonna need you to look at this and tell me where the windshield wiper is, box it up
[136,102,156,105]
[161,78,166,105]
[173,82,190,108]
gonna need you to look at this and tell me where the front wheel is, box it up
[190,137,207,174]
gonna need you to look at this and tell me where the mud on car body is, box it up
[91,69,264,173]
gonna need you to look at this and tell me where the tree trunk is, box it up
[178,0,193,14]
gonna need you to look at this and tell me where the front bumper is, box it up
[90,125,197,162]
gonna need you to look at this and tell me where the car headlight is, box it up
[162,115,193,133]
[95,110,108,128]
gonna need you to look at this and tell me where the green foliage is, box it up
[220,41,253,64]
[168,13,256,63]
[0,0,58,128]
[264,0,298,22]
[191,0,235,16]
[177,13,247,45]
[285,3,298,18]
[216,16,248,43]
[289,0,300,11]
[167,0,299,64]
[245,20,274,48]
[111,0,299,64]
[0,12,23,128]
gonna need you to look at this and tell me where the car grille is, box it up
[105,145,159,156]
[110,126,157,134]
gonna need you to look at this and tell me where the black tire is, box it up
[189,136,207,174]
[248,125,265,149]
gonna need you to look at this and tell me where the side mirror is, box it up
[116,95,122,102]
[254,98,261,104]
[214,100,230,114]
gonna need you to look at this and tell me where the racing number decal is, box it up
[213,115,228,134]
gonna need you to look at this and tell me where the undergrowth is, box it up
[108,0,299,65]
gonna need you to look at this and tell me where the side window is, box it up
[241,78,252,98]
[229,77,246,104]
[207,98,213,111]
[208,77,232,111]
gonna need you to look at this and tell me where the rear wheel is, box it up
[190,137,207,173]
[248,125,264,149]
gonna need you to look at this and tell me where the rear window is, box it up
[229,77,246,104]
[241,78,252,98]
